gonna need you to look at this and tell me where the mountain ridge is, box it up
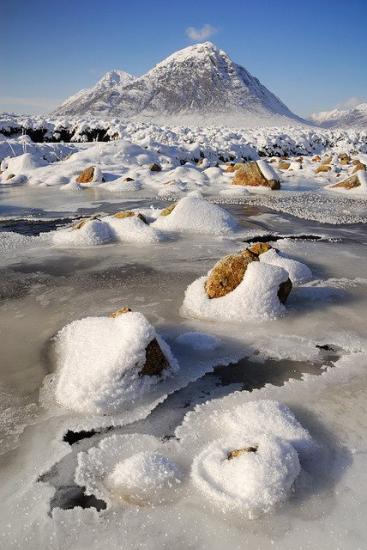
[53,42,308,128]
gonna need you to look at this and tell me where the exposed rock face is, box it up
[278,160,290,170]
[140,338,170,376]
[205,250,258,299]
[113,211,147,223]
[247,242,272,256]
[150,163,161,172]
[76,166,105,183]
[110,306,132,318]
[315,164,331,174]
[331,175,361,190]
[232,161,280,190]
[338,153,351,165]
[278,278,292,303]
[160,203,176,216]
[227,446,258,460]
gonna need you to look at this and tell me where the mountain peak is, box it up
[53,44,306,128]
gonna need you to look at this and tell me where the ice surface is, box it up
[175,331,220,351]
[182,261,289,322]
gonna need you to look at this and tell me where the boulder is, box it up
[110,306,132,318]
[247,242,273,256]
[76,166,105,184]
[338,153,351,165]
[314,164,331,174]
[225,164,236,173]
[124,177,134,182]
[160,203,176,216]
[331,175,361,190]
[278,278,292,303]
[352,162,366,174]
[149,163,162,172]
[205,250,258,299]
[232,161,280,190]
[113,211,147,224]
[140,338,170,376]
[312,155,321,162]
[278,160,291,170]
[321,155,332,165]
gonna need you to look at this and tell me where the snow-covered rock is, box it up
[105,214,163,243]
[152,196,238,235]
[52,219,114,247]
[181,261,290,322]
[192,434,300,517]
[54,311,178,414]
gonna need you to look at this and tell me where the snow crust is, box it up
[260,249,313,284]
[54,312,178,414]
[152,196,238,235]
[181,261,289,322]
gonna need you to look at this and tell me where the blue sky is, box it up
[1,0,366,116]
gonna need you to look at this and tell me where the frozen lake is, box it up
[1,185,367,550]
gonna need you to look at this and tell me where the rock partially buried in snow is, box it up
[53,218,114,247]
[149,163,162,172]
[338,153,351,165]
[153,196,238,235]
[352,161,366,174]
[113,210,147,224]
[205,250,258,299]
[247,242,273,256]
[278,160,291,170]
[191,434,300,518]
[330,171,366,191]
[76,166,105,184]
[181,261,291,322]
[314,164,331,174]
[110,306,132,317]
[160,203,176,216]
[54,311,178,414]
[232,160,280,190]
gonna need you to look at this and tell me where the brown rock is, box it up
[110,306,132,318]
[149,163,161,172]
[296,157,303,163]
[312,155,321,162]
[338,153,351,165]
[76,166,104,184]
[247,242,272,256]
[352,159,361,165]
[72,219,88,230]
[114,211,147,224]
[278,160,291,170]
[321,155,332,165]
[140,338,170,377]
[232,161,280,190]
[314,164,332,174]
[124,177,134,182]
[225,164,236,173]
[205,250,258,299]
[6,173,15,180]
[278,278,292,304]
[352,162,366,174]
[227,446,258,460]
[331,175,361,190]
[160,203,176,216]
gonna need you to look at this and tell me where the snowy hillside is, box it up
[310,102,367,129]
[55,70,135,116]
[53,42,306,127]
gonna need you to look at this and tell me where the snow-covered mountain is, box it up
[53,42,306,127]
[55,70,135,115]
[310,103,367,129]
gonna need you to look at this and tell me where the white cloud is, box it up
[186,24,218,42]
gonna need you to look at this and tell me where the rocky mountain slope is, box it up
[53,42,306,127]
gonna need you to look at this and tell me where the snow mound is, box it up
[260,249,312,284]
[105,215,163,243]
[54,311,178,414]
[175,331,220,351]
[52,219,114,247]
[192,434,300,517]
[181,261,289,322]
[1,152,47,178]
[152,196,238,235]
[107,451,182,504]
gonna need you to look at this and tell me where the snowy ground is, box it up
[0,129,367,549]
